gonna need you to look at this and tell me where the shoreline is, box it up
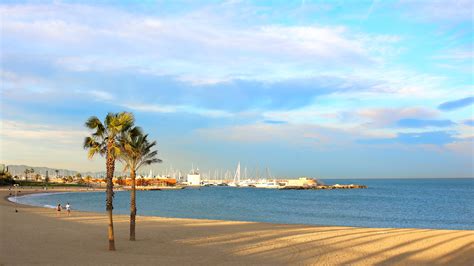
[1,187,473,265]
[6,188,473,232]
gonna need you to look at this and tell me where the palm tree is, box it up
[83,112,135,251]
[85,175,92,187]
[120,128,161,241]
[24,169,29,181]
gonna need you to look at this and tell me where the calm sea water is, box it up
[11,178,474,230]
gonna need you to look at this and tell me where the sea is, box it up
[10,178,474,230]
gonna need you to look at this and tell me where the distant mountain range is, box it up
[5,165,109,178]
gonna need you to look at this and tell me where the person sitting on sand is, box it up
[65,203,71,216]
[56,204,61,216]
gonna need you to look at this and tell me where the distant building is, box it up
[187,168,201,186]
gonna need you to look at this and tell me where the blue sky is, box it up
[0,0,472,178]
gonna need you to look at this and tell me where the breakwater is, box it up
[280,184,367,190]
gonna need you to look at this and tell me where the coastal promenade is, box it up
[1,188,473,265]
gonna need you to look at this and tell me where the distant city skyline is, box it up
[1,1,473,178]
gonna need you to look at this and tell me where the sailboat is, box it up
[228,162,241,187]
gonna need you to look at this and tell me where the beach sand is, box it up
[1,189,473,265]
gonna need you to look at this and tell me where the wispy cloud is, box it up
[121,103,178,113]
[400,0,473,22]
[354,107,439,127]
[121,103,233,118]
[0,120,87,144]
[438,96,474,111]
[263,120,287,125]
[74,89,114,101]
[396,118,455,128]
[196,121,393,150]
[0,119,104,171]
[445,139,474,155]
[464,119,474,127]
[359,131,458,146]
[433,49,473,61]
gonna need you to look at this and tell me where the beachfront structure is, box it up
[187,168,201,186]
[112,176,177,187]
[285,177,318,187]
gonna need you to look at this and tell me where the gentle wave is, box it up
[8,192,72,206]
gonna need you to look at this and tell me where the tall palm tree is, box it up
[84,112,135,251]
[120,128,161,241]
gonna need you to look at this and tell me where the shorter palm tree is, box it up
[120,128,162,241]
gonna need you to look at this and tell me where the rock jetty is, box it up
[279,184,367,190]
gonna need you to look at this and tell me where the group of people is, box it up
[56,202,71,216]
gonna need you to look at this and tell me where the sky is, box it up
[0,0,473,178]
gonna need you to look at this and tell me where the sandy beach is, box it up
[0,188,473,265]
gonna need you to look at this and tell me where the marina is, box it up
[113,162,368,190]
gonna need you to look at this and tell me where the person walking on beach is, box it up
[56,203,61,217]
[66,203,71,216]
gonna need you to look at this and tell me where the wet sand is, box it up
[1,188,473,265]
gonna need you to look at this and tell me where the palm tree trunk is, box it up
[130,168,137,241]
[106,141,116,251]
[107,209,115,250]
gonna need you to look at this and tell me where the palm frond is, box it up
[85,116,101,128]
[87,146,101,159]
[120,128,162,172]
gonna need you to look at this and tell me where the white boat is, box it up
[254,167,281,188]
[254,180,281,189]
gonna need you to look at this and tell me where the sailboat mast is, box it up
[238,162,241,183]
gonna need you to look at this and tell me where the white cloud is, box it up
[0,3,400,83]
[4,2,456,104]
